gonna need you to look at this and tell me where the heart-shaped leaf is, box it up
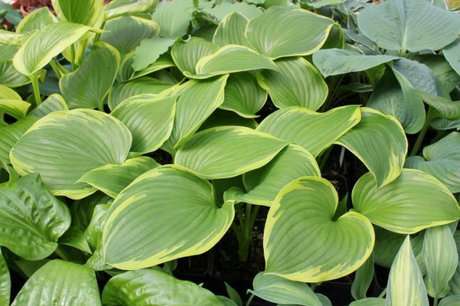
[264,176,374,282]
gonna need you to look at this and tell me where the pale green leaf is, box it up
[439,296,460,306]
[350,298,385,306]
[386,236,429,306]
[16,7,57,33]
[105,0,154,20]
[0,30,30,46]
[0,84,21,100]
[0,45,19,62]
[0,99,30,120]
[10,109,132,199]
[171,37,219,76]
[392,58,438,96]
[117,52,175,82]
[411,54,460,93]
[0,116,38,165]
[0,61,30,87]
[102,269,224,305]
[103,166,235,269]
[152,0,194,38]
[351,253,374,300]
[257,105,361,157]
[357,0,460,52]
[352,169,460,234]
[199,109,258,131]
[60,42,120,110]
[245,7,335,59]
[85,204,111,271]
[417,91,460,120]
[52,0,104,27]
[449,264,460,295]
[264,176,374,282]
[0,174,71,260]
[132,36,176,71]
[444,38,460,76]
[175,126,287,179]
[335,108,407,187]
[203,2,262,22]
[29,94,68,118]
[12,260,101,306]
[213,12,249,47]
[257,57,328,110]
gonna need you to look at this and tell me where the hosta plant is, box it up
[0,0,460,305]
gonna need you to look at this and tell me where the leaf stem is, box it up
[245,294,255,306]
[30,73,42,105]
[378,288,387,298]
[434,297,439,306]
[70,44,77,71]
[410,107,434,156]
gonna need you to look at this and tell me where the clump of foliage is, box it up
[0,0,460,305]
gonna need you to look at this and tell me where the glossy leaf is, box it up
[175,126,287,179]
[103,166,235,269]
[264,176,374,282]
[352,169,460,234]
[10,109,132,199]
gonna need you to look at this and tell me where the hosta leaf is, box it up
[257,105,361,157]
[12,260,101,306]
[175,126,287,179]
[152,0,194,38]
[264,176,374,282]
[52,0,104,27]
[0,249,10,306]
[312,48,397,78]
[0,61,30,87]
[59,227,92,253]
[117,52,175,82]
[0,174,70,260]
[10,109,132,199]
[0,84,21,100]
[0,30,31,46]
[103,166,235,269]
[221,72,267,118]
[392,58,437,96]
[108,77,173,110]
[163,75,228,152]
[444,38,460,76]
[368,69,425,135]
[85,204,111,271]
[13,22,91,76]
[357,0,460,53]
[0,116,38,165]
[248,272,322,306]
[412,54,460,93]
[423,225,458,298]
[79,157,159,198]
[351,254,374,300]
[352,169,460,234]
[417,91,460,120]
[386,236,429,306]
[28,94,68,118]
[245,7,335,59]
[194,45,279,79]
[224,283,242,306]
[335,108,407,187]
[0,45,19,62]
[101,16,159,56]
[111,95,176,154]
[228,144,320,206]
[450,264,460,295]
[105,0,154,20]
[406,132,460,193]
[350,298,385,306]
[213,12,249,47]
[102,269,223,305]
[257,57,328,110]
[440,296,460,306]
[199,109,257,131]
[171,37,219,76]
[132,36,176,71]
[71,192,112,231]
[202,2,262,22]
[16,7,57,33]
[0,99,30,120]
[60,42,120,110]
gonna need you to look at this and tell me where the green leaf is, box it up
[171,37,219,76]
[60,42,120,110]
[0,174,71,260]
[257,57,328,110]
[199,109,257,131]
[0,61,30,87]
[449,264,460,295]
[16,7,57,33]
[224,282,242,306]
[444,38,460,77]
[11,260,101,306]
[245,7,335,59]
[335,108,407,187]
[0,249,10,306]
[10,109,132,199]
[213,12,249,47]
[411,54,460,93]
[440,296,460,306]
[0,45,18,62]
[175,126,287,179]
[0,99,30,120]
[132,36,176,71]
[423,225,458,299]
[163,75,228,152]
[228,144,320,206]
[152,0,194,38]
[405,132,460,193]
[0,84,21,100]
[13,22,91,76]
[312,48,397,78]
[101,16,160,56]
[193,45,279,79]
[0,116,38,165]
[103,166,235,269]
[0,30,31,46]
[59,227,92,253]
[108,77,173,110]
[29,94,68,118]
[52,0,104,27]
[102,269,224,305]
[386,236,429,306]
[349,298,385,306]
[417,91,460,120]
[202,2,262,22]
[79,157,159,198]
[264,176,374,282]
[111,95,176,154]
[248,272,322,305]
[357,0,460,53]
[221,72,267,118]
[392,58,437,96]
[352,169,460,234]
[351,253,374,300]
[117,52,175,82]
[257,105,361,157]
[105,0,154,20]
[85,204,111,271]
